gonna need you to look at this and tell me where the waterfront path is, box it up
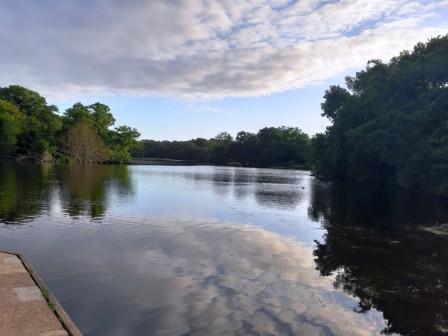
[0,251,82,336]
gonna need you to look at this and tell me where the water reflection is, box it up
[45,220,388,336]
[232,169,252,201]
[1,164,447,335]
[309,181,448,336]
[211,169,233,197]
[0,163,53,223]
[191,167,306,209]
[58,165,133,219]
[255,184,303,210]
[0,163,133,223]
[0,164,307,224]
[139,166,307,210]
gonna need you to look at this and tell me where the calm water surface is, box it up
[0,163,447,336]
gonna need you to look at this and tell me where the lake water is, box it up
[0,163,447,336]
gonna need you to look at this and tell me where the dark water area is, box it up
[0,163,447,336]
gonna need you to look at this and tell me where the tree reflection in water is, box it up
[309,180,448,336]
[2,164,447,335]
[0,163,53,223]
[0,163,133,223]
[58,165,133,219]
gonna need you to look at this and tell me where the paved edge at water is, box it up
[0,250,83,336]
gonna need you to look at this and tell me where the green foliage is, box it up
[89,103,116,139]
[108,126,140,162]
[0,85,139,163]
[62,102,139,163]
[233,131,259,166]
[0,163,133,222]
[0,163,52,223]
[256,127,310,167]
[0,99,22,154]
[66,120,106,163]
[0,86,62,155]
[134,126,310,168]
[312,35,448,196]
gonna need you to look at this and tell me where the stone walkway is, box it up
[0,252,73,336]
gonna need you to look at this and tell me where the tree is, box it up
[0,85,140,163]
[66,120,106,164]
[0,99,22,155]
[134,127,311,168]
[63,103,91,128]
[88,103,115,140]
[0,85,62,156]
[62,102,139,163]
[233,131,259,165]
[108,126,140,162]
[312,35,448,196]
[209,132,233,164]
[257,127,310,167]
[321,85,351,121]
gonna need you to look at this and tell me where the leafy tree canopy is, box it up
[312,35,448,196]
[0,85,139,163]
[133,126,310,169]
[0,99,23,154]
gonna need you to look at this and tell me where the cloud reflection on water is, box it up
[112,220,388,336]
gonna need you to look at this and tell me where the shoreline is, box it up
[0,250,83,336]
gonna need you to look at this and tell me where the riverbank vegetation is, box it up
[312,35,448,196]
[0,36,447,195]
[0,86,140,163]
[132,127,311,168]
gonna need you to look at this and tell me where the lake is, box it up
[0,163,447,336]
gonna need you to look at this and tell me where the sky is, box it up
[0,0,447,140]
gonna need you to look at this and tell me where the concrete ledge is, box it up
[0,250,83,336]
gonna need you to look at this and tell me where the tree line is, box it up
[311,35,448,196]
[1,35,447,195]
[132,127,311,168]
[0,84,311,168]
[0,86,140,163]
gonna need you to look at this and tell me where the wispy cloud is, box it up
[0,0,446,99]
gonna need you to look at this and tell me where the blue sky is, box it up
[51,76,345,140]
[1,0,447,140]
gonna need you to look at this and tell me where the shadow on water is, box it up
[309,180,448,336]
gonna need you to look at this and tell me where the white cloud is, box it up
[0,0,446,99]
[110,220,389,335]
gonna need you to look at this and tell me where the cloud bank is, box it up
[0,0,447,99]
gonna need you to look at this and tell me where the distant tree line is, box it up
[1,35,447,196]
[132,127,311,168]
[0,85,140,163]
[311,35,448,196]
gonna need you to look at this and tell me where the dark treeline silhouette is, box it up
[309,180,448,335]
[312,35,448,196]
[132,127,311,168]
[0,86,139,163]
